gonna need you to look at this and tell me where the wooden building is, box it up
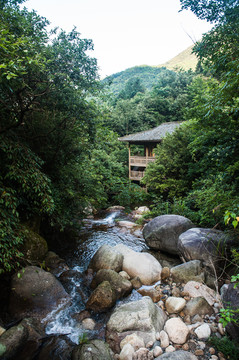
[119,122,181,181]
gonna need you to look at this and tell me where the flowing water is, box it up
[42,210,148,346]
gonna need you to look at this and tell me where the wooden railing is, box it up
[129,170,145,181]
[129,156,155,167]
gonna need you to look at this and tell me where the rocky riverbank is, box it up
[0,210,238,359]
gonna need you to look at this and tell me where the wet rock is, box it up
[86,281,117,313]
[154,350,197,359]
[91,269,132,299]
[0,322,28,359]
[9,266,70,319]
[114,244,162,285]
[72,339,114,360]
[165,297,186,314]
[89,244,123,272]
[44,251,69,276]
[194,323,211,339]
[143,215,193,255]
[137,288,161,303]
[82,318,96,330]
[170,260,205,284]
[164,318,189,344]
[183,281,220,306]
[131,277,142,289]
[106,297,167,353]
[119,271,131,280]
[184,296,214,317]
[178,228,230,272]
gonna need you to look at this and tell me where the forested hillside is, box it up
[102,45,197,95]
[0,0,239,275]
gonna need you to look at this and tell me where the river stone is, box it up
[159,330,169,348]
[143,215,193,255]
[0,322,28,359]
[44,251,69,276]
[165,297,186,314]
[86,280,117,312]
[106,297,167,353]
[221,283,239,342]
[72,339,114,360]
[164,318,189,344]
[133,347,154,359]
[91,269,132,299]
[170,260,205,283]
[114,244,162,285]
[155,350,197,359]
[194,323,211,340]
[120,333,145,350]
[9,266,70,319]
[178,228,229,271]
[89,244,123,272]
[119,343,135,360]
[183,281,220,306]
[184,296,214,317]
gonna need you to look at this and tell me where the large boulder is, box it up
[91,269,132,299]
[114,244,162,285]
[143,215,193,255]
[184,296,214,317]
[9,266,70,319]
[89,244,123,272]
[170,260,205,284]
[86,281,117,313]
[183,281,220,306]
[106,297,167,353]
[221,283,239,342]
[72,339,114,360]
[178,228,229,271]
[0,322,28,359]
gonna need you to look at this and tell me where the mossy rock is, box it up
[21,226,48,262]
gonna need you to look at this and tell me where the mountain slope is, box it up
[102,45,198,95]
[159,44,198,71]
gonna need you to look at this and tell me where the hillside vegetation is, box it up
[103,45,197,94]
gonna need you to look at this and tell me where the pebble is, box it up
[153,346,163,357]
[211,356,218,360]
[146,341,153,348]
[195,349,204,356]
[182,343,189,351]
[209,347,216,354]
[165,345,175,353]
[197,341,206,349]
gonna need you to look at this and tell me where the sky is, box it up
[23,0,213,79]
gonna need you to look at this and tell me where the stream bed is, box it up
[37,210,149,357]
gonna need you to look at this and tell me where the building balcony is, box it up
[129,156,156,167]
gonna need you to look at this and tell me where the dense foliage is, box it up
[0,0,131,272]
[141,0,239,227]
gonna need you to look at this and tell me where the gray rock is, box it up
[9,266,70,319]
[91,269,132,299]
[0,323,28,359]
[178,228,229,271]
[72,339,114,360]
[165,297,186,314]
[194,323,211,339]
[171,260,205,283]
[155,350,197,359]
[221,283,239,342]
[143,215,193,255]
[106,297,167,353]
[184,296,214,317]
[89,244,123,272]
[86,281,117,312]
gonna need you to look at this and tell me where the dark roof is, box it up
[118,122,182,143]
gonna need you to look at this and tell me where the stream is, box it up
[38,210,148,357]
